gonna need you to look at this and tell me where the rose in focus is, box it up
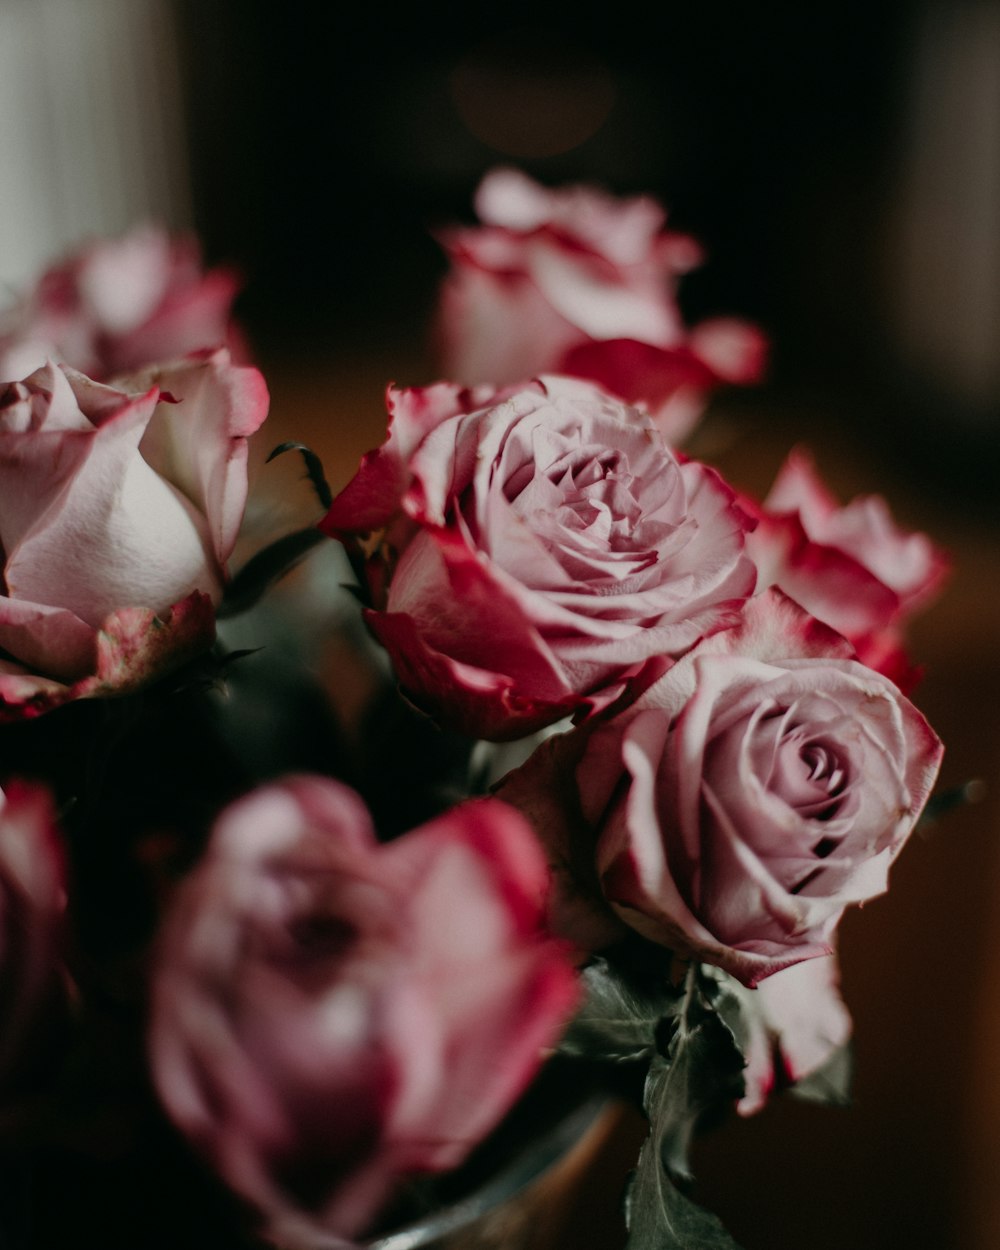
[149,777,577,1245]
[745,449,949,687]
[501,592,942,986]
[0,350,268,716]
[437,168,766,442]
[323,376,755,740]
[0,225,242,381]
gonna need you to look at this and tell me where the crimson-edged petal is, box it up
[0,590,215,721]
[121,349,270,565]
[5,380,218,628]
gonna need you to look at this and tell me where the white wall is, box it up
[0,0,190,290]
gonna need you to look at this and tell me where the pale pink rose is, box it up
[149,777,577,1246]
[0,225,242,381]
[436,168,765,442]
[0,349,269,718]
[323,376,755,741]
[499,592,942,986]
[745,449,949,686]
[559,317,768,446]
[721,953,852,1116]
[0,783,67,1096]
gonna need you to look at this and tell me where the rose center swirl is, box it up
[500,441,681,590]
[732,705,854,896]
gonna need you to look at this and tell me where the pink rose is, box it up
[0,225,242,381]
[436,168,765,442]
[500,592,942,986]
[0,783,67,1097]
[745,449,949,686]
[323,376,755,740]
[149,777,577,1246]
[0,349,269,718]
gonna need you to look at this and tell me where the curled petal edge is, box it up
[0,590,216,721]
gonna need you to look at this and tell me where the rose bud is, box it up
[0,225,242,381]
[0,782,67,1103]
[0,350,268,718]
[149,777,577,1246]
[322,376,755,741]
[498,591,942,986]
[436,167,766,443]
[745,448,949,688]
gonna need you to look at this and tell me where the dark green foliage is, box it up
[625,970,747,1249]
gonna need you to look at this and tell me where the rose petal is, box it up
[122,349,270,564]
[5,389,221,627]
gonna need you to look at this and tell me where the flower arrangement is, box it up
[0,173,948,1249]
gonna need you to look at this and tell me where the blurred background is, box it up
[1,1,998,1247]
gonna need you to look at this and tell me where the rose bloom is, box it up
[745,449,949,687]
[149,777,577,1247]
[436,167,766,442]
[0,225,242,381]
[0,783,67,1097]
[322,376,755,741]
[0,350,268,717]
[499,591,942,986]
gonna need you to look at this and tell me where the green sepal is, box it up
[266,440,333,509]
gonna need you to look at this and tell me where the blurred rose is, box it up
[0,783,67,1099]
[0,225,242,381]
[149,777,577,1246]
[745,449,949,687]
[436,168,765,442]
[323,376,755,740]
[0,350,268,717]
[499,592,942,986]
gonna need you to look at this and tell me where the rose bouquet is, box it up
[0,175,949,1249]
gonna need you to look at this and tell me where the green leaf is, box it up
[624,969,747,1250]
[267,440,334,510]
[654,1010,745,1186]
[559,958,684,1065]
[626,1104,743,1250]
[692,968,751,1071]
[218,527,328,618]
